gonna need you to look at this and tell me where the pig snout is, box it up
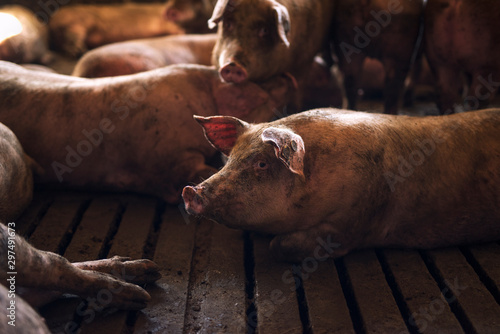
[182,185,206,216]
[219,62,248,83]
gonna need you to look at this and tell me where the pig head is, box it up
[209,0,293,83]
[183,115,307,234]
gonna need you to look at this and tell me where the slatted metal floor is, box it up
[14,188,500,334]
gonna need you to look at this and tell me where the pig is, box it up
[424,0,500,114]
[0,122,161,333]
[209,0,335,89]
[0,5,52,64]
[48,3,184,58]
[163,0,217,34]
[183,108,500,261]
[332,0,424,114]
[72,33,217,78]
[0,61,294,204]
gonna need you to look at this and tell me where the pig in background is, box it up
[333,0,424,114]
[0,122,161,333]
[72,34,217,78]
[183,108,500,261]
[48,3,184,58]
[0,5,52,64]
[425,0,500,114]
[0,61,294,203]
[163,0,217,34]
[209,0,335,93]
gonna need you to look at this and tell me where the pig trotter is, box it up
[72,256,162,285]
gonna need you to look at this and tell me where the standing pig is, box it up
[425,0,500,114]
[163,0,217,33]
[72,34,217,78]
[183,108,500,261]
[333,0,424,114]
[49,3,183,58]
[0,61,293,203]
[0,5,52,64]
[209,0,335,87]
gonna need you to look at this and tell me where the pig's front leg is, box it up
[72,256,161,285]
[0,224,157,310]
[269,224,351,262]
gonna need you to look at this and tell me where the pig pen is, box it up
[15,185,500,334]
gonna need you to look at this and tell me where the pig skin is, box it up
[72,34,217,78]
[49,3,183,58]
[425,0,500,113]
[163,0,218,34]
[0,5,51,64]
[0,61,293,203]
[333,0,424,114]
[184,108,500,261]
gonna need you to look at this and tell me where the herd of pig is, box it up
[0,0,499,332]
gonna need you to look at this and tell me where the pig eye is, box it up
[258,27,269,38]
[255,161,269,170]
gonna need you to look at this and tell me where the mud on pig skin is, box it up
[163,0,217,34]
[0,61,294,203]
[0,5,52,64]
[425,0,500,114]
[49,3,183,58]
[333,0,424,114]
[183,109,500,261]
[72,34,217,78]
[209,0,335,85]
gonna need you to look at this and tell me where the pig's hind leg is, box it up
[269,224,350,262]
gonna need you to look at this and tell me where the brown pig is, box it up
[48,3,184,58]
[0,61,293,203]
[425,0,500,114]
[183,108,500,261]
[72,34,217,78]
[332,0,424,114]
[0,5,52,64]
[209,0,335,86]
[163,0,217,33]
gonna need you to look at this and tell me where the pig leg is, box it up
[467,71,500,111]
[269,224,350,262]
[338,54,365,111]
[382,58,410,115]
[431,65,464,114]
[61,25,88,57]
[0,224,155,310]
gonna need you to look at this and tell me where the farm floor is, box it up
[16,188,500,334]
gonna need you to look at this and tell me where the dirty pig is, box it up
[183,109,500,261]
[0,61,293,203]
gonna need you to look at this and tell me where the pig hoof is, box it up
[220,62,248,83]
[74,257,161,284]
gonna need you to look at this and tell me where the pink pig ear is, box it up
[271,1,291,47]
[208,0,234,29]
[261,127,305,179]
[194,115,249,156]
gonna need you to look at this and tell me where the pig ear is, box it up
[208,0,233,29]
[271,1,291,47]
[262,127,305,179]
[194,115,249,156]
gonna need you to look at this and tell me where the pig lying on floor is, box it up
[0,122,160,333]
[0,61,293,203]
[183,109,500,261]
